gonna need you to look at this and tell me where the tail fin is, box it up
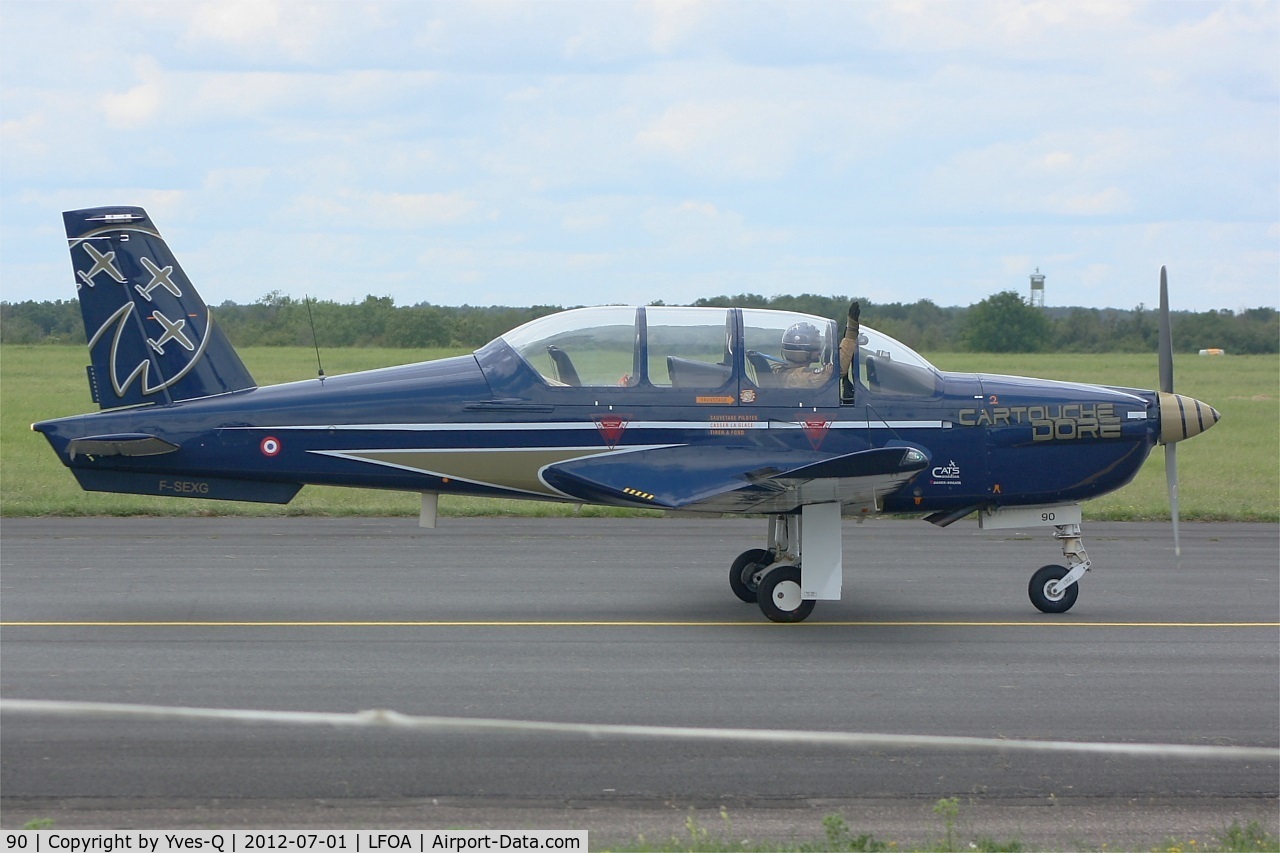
[64,206,255,409]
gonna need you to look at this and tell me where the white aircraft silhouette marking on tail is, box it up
[135,257,181,301]
[77,243,126,289]
[147,310,195,355]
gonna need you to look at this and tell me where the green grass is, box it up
[12,810,1274,851]
[2,345,1275,520]
[593,808,1279,852]
[11,804,1277,851]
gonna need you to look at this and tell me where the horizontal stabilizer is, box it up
[67,433,179,459]
[72,470,301,504]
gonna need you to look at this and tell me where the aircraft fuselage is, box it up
[35,337,1160,515]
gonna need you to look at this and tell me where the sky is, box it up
[1,1,1277,313]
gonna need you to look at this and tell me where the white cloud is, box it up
[0,0,1275,312]
[101,57,166,128]
[644,0,708,54]
[1052,187,1132,217]
[283,190,480,231]
[636,99,808,180]
[202,167,273,195]
[185,1,285,48]
[870,0,1140,60]
[0,112,48,163]
[135,0,380,64]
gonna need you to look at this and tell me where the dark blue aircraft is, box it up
[33,206,1220,622]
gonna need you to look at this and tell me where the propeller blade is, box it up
[1158,265,1174,394]
[1159,266,1180,556]
[1165,443,1181,557]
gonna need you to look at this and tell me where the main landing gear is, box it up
[729,510,840,623]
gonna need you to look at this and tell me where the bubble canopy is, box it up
[499,305,939,395]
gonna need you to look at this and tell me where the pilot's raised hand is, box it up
[845,300,860,339]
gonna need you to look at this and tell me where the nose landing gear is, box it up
[979,505,1092,614]
[1026,521,1091,613]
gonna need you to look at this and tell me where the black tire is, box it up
[729,548,773,603]
[757,564,816,623]
[1029,564,1079,614]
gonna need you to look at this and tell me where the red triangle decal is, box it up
[593,415,630,450]
[801,419,831,450]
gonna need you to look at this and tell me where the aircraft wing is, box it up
[541,444,929,515]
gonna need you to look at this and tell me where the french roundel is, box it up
[260,436,282,457]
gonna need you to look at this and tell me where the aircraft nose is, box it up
[1158,392,1221,445]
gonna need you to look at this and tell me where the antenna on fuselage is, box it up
[304,294,325,383]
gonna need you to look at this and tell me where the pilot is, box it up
[840,300,861,384]
[776,322,834,387]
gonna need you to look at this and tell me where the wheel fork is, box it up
[1050,522,1092,597]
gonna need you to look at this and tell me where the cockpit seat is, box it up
[546,345,581,386]
[746,350,782,388]
[863,354,939,397]
[667,356,731,389]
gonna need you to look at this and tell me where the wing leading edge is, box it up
[540,444,930,515]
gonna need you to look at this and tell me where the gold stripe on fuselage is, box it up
[316,445,672,498]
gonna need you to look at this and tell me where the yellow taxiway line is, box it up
[2,620,1277,628]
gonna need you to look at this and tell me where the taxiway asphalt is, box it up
[2,516,1276,844]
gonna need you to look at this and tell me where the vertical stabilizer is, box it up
[64,206,255,409]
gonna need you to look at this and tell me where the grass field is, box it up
[2,345,1275,521]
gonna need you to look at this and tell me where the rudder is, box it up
[64,206,255,409]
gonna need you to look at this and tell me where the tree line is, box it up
[2,289,1276,354]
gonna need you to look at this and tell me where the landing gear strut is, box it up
[978,505,1092,614]
[1027,521,1091,613]
[726,506,843,623]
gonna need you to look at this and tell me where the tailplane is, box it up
[64,206,254,409]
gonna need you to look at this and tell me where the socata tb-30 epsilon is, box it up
[34,206,1220,622]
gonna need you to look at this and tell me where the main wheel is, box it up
[1029,564,1079,614]
[729,548,773,603]
[757,564,815,623]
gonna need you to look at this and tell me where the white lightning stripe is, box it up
[798,420,947,430]
[310,444,681,500]
[68,225,161,245]
[310,444,678,462]
[3,699,1275,761]
[227,422,751,432]
[223,420,947,433]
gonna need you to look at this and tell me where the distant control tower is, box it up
[1029,268,1046,308]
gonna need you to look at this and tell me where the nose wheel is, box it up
[1027,521,1091,613]
[978,506,1092,615]
[1029,564,1079,613]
